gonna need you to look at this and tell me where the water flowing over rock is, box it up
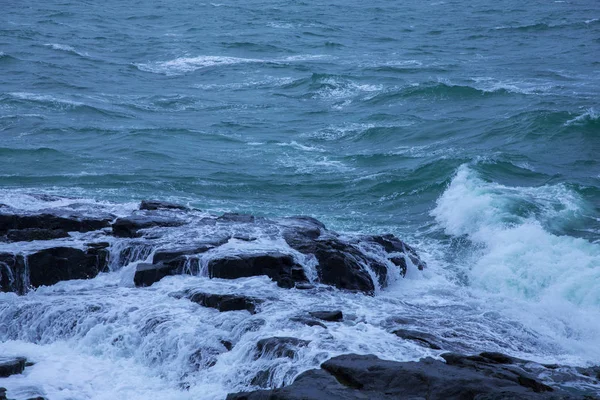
[0,207,425,296]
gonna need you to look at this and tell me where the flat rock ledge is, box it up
[227,352,599,400]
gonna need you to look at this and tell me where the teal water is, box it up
[1,0,598,234]
[1,1,600,398]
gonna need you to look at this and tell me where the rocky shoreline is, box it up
[1,199,599,399]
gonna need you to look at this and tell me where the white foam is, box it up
[564,108,599,126]
[432,165,600,358]
[137,54,329,76]
[44,43,87,57]
[276,141,325,153]
[468,77,554,95]
[8,92,84,107]
[136,56,264,75]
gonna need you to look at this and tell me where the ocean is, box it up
[0,0,599,398]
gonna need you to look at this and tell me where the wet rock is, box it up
[254,337,311,360]
[290,317,327,329]
[208,252,307,287]
[0,212,112,236]
[0,388,5,400]
[309,310,343,322]
[134,262,179,287]
[217,213,255,223]
[152,240,227,266]
[366,234,426,271]
[188,292,263,313]
[228,352,585,400]
[4,228,70,242]
[221,340,233,351]
[111,214,186,238]
[393,328,442,350]
[0,357,26,377]
[298,239,378,295]
[139,200,189,211]
[0,253,26,294]
[27,246,109,289]
[295,283,316,290]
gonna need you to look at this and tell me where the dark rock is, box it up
[208,252,307,287]
[5,228,69,242]
[111,215,185,238]
[302,240,377,295]
[0,387,5,400]
[309,310,343,322]
[255,337,310,360]
[284,227,427,294]
[217,213,255,223]
[228,352,584,400]
[276,276,296,289]
[221,340,233,351]
[139,200,189,211]
[188,292,263,313]
[0,212,112,235]
[0,357,26,377]
[366,234,426,271]
[152,240,226,266]
[295,283,316,290]
[290,317,327,329]
[27,246,109,289]
[283,221,386,294]
[0,253,26,294]
[134,262,179,287]
[393,328,442,350]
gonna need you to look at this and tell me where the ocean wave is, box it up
[432,164,600,308]
[469,77,554,95]
[44,43,88,57]
[564,108,599,126]
[276,153,352,174]
[136,54,330,76]
[492,19,598,32]
[193,76,295,91]
[5,92,132,118]
[136,56,264,75]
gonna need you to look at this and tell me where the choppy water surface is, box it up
[1,0,599,398]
